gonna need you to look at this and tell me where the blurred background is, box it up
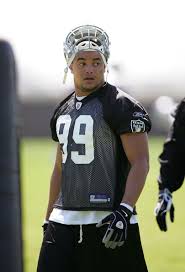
[1,0,185,137]
[1,0,185,271]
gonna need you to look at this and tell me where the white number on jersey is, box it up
[56,115,94,164]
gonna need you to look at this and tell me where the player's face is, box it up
[70,51,106,96]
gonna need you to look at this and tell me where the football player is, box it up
[37,25,151,272]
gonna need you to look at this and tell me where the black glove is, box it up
[42,222,49,236]
[96,205,133,249]
[154,188,174,231]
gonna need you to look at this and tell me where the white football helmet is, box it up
[63,25,110,83]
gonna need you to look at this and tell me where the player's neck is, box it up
[75,82,106,97]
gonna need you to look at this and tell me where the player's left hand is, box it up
[154,188,174,231]
[96,205,132,249]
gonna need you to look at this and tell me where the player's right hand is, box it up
[154,188,174,231]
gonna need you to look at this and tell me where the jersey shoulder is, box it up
[101,83,152,134]
[103,83,146,111]
[50,91,75,141]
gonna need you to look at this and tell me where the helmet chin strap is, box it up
[63,67,68,84]
[62,52,76,84]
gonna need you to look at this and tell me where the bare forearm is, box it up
[122,159,149,207]
[45,168,61,220]
[45,144,62,220]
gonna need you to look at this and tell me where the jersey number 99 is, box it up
[56,115,94,164]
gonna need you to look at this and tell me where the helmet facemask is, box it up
[63,25,110,83]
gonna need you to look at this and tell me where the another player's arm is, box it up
[158,113,185,192]
[154,102,185,231]
[45,143,62,221]
[120,132,149,207]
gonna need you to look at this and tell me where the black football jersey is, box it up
[158,98,185,192]
[50,83,151,210]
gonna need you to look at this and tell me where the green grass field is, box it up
[21,136,185,272]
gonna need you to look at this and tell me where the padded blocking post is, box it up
[0,40,23,272]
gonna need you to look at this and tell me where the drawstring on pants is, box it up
[78,225,83,243]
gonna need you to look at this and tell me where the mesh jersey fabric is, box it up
[50,83,151,210]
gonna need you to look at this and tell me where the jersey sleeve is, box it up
[109,92,151,135]
[158,98,185,192]
[49,103,61,142]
